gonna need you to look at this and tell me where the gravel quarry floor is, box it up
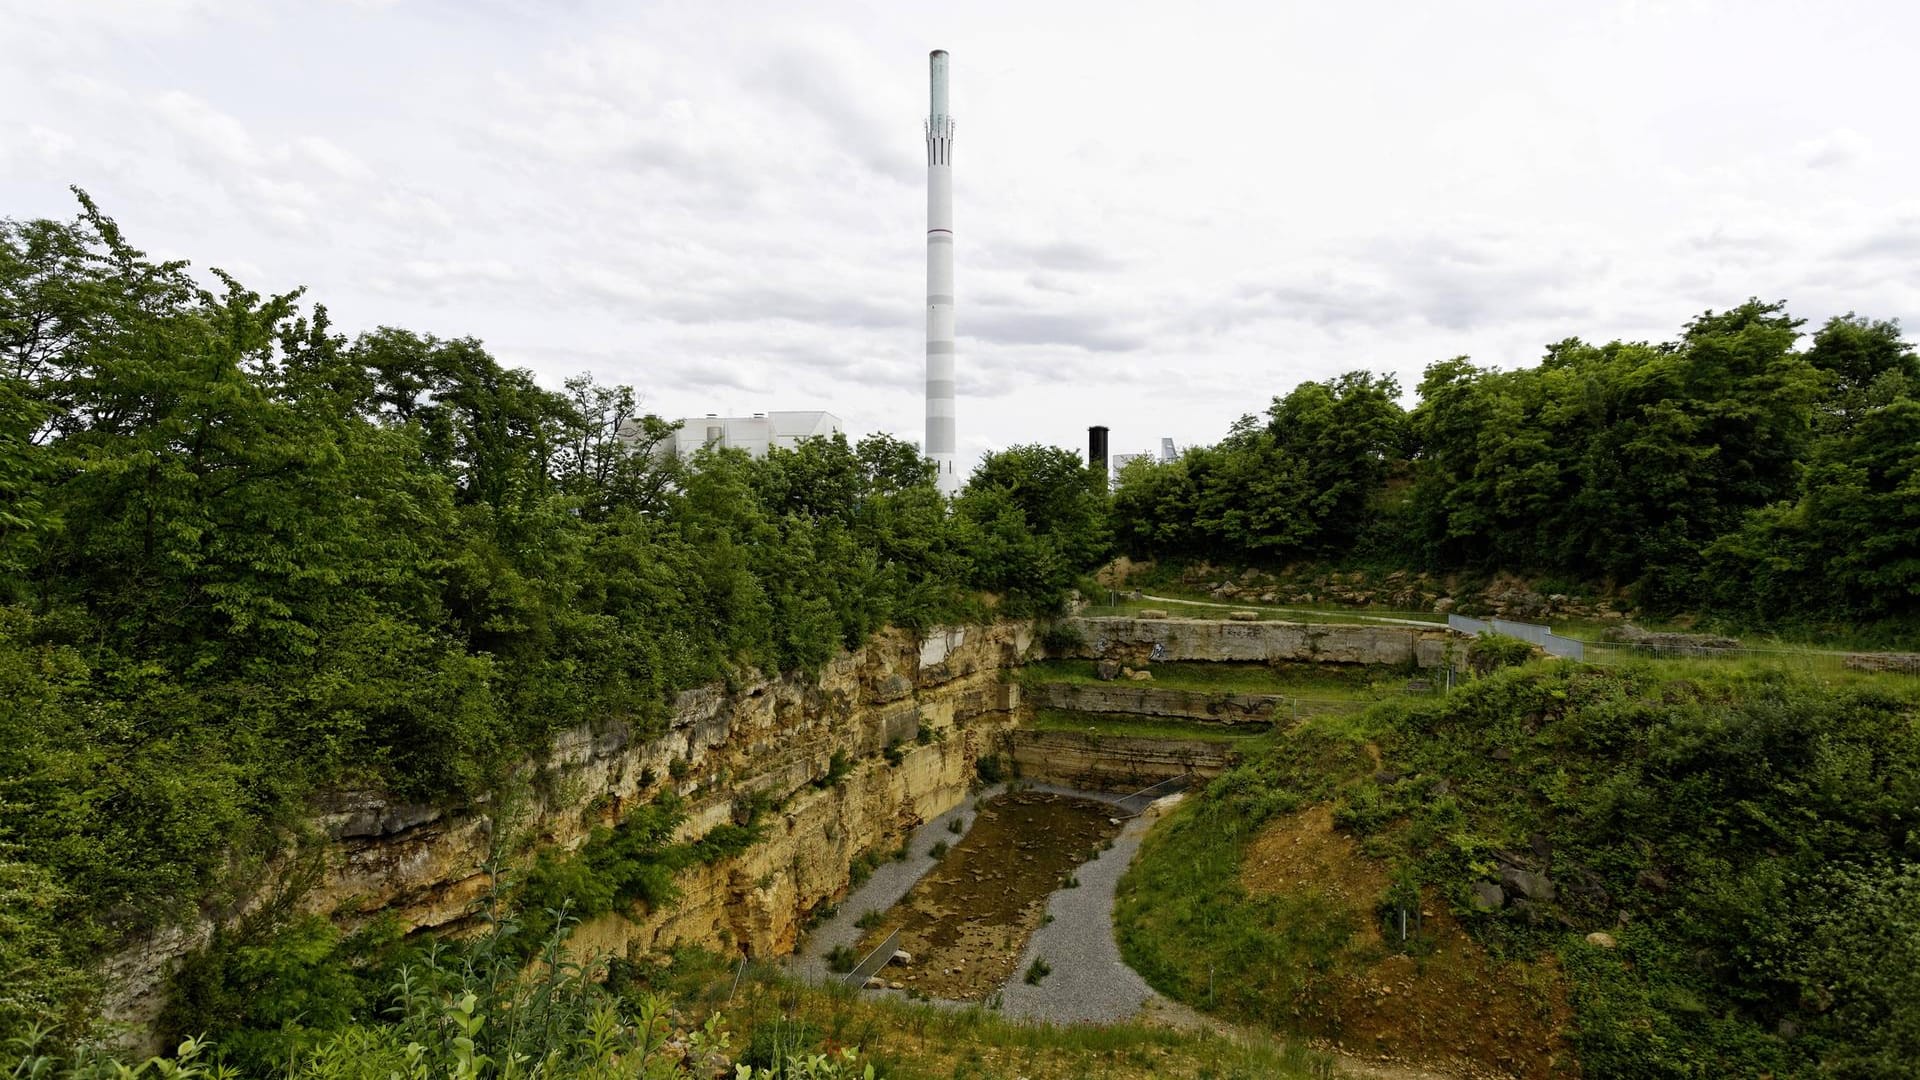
[993,796,1169,1024]
[789,785,993,985]
[790,780,1180,1024]
[845,789,1122,999]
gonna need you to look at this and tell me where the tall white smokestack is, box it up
[925,49,959,495]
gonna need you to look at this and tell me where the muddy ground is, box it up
[852,789,1122,1000]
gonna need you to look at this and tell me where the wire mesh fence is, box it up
[1451,614,1919,677]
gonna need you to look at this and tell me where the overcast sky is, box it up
[6,0,1917,466]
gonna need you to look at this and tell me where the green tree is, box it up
[1266,371,1408,551]
[956,444,1108,613]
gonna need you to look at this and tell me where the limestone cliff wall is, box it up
[1009,730,1241,790]
[101,622,1033,1045]
[1027,681,1279,723]
[1066,617,1457,668]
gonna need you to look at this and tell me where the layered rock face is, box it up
[1009,730,1241,790]
[1026,681,1279,724]
[102,622,1032,1044]
[1066,617,1456,668]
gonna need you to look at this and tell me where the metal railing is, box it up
[842,928,900,988]
[1448,614,1585,660]
[1113,772,1195,818]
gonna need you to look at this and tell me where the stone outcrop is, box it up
[1027,681,1279,724]
[1008,730,1242,790]
[1604,624,1739,653]
[102,622,1033,1047]
[1843,652,1920,674]
[1163,565,1637,622]
[1066,617,1458,668]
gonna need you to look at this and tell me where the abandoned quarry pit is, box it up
[847,789,1122,999]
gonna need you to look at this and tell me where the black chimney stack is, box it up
[1088,425,1110,486]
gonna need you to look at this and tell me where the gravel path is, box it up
[993,795,1172,1024]
[1136,592,1447,628]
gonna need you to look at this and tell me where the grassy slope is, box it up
[717,969,1330,1080]
[1116,660,1920,1079]
[595,948,1332,1080]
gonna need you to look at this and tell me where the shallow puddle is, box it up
[851,790,1122,1000]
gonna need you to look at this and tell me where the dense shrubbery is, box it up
[1365,665,1920,1077]
[1119,662,1920,1076]
[0,195,1109,1044]
[21,904,874,1080]
[1113,302,1920,629]
[1464,631,1536,673]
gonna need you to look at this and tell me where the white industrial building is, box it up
[1109,450,1151,477]
[1106,438,1178,488]
[666,411,843,458]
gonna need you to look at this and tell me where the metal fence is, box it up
[842,928,900,988]
[1449,615,1918,676]
[1447,615,1586,660]
[1112,772,1194,818]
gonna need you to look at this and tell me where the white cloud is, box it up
[1797,128,1872,170]
[3,0,1918,463]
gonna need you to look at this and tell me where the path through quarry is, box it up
[792,782,1478,1080]
[792,781,1143,1012]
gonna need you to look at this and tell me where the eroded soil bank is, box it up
[852,790,1122,1000]
[1240,803,1575,1079]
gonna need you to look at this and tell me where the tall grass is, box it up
[728,968,1333,1079]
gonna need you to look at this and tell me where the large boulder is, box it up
[1469,880,1507,912]
[1501,867,1557,902]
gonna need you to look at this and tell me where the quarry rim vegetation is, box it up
[1117,660,1920,1078]
[4,194,1920,1077]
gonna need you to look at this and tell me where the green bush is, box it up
[1038,621,1087,655]
[515,793,765,954]
[847,848,883,888]
[824,946,859,974]
[819,750,852,788]
[1465,632,1537,674]
[25,901,834,1080]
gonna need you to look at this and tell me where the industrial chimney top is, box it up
[929,49,949,120]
